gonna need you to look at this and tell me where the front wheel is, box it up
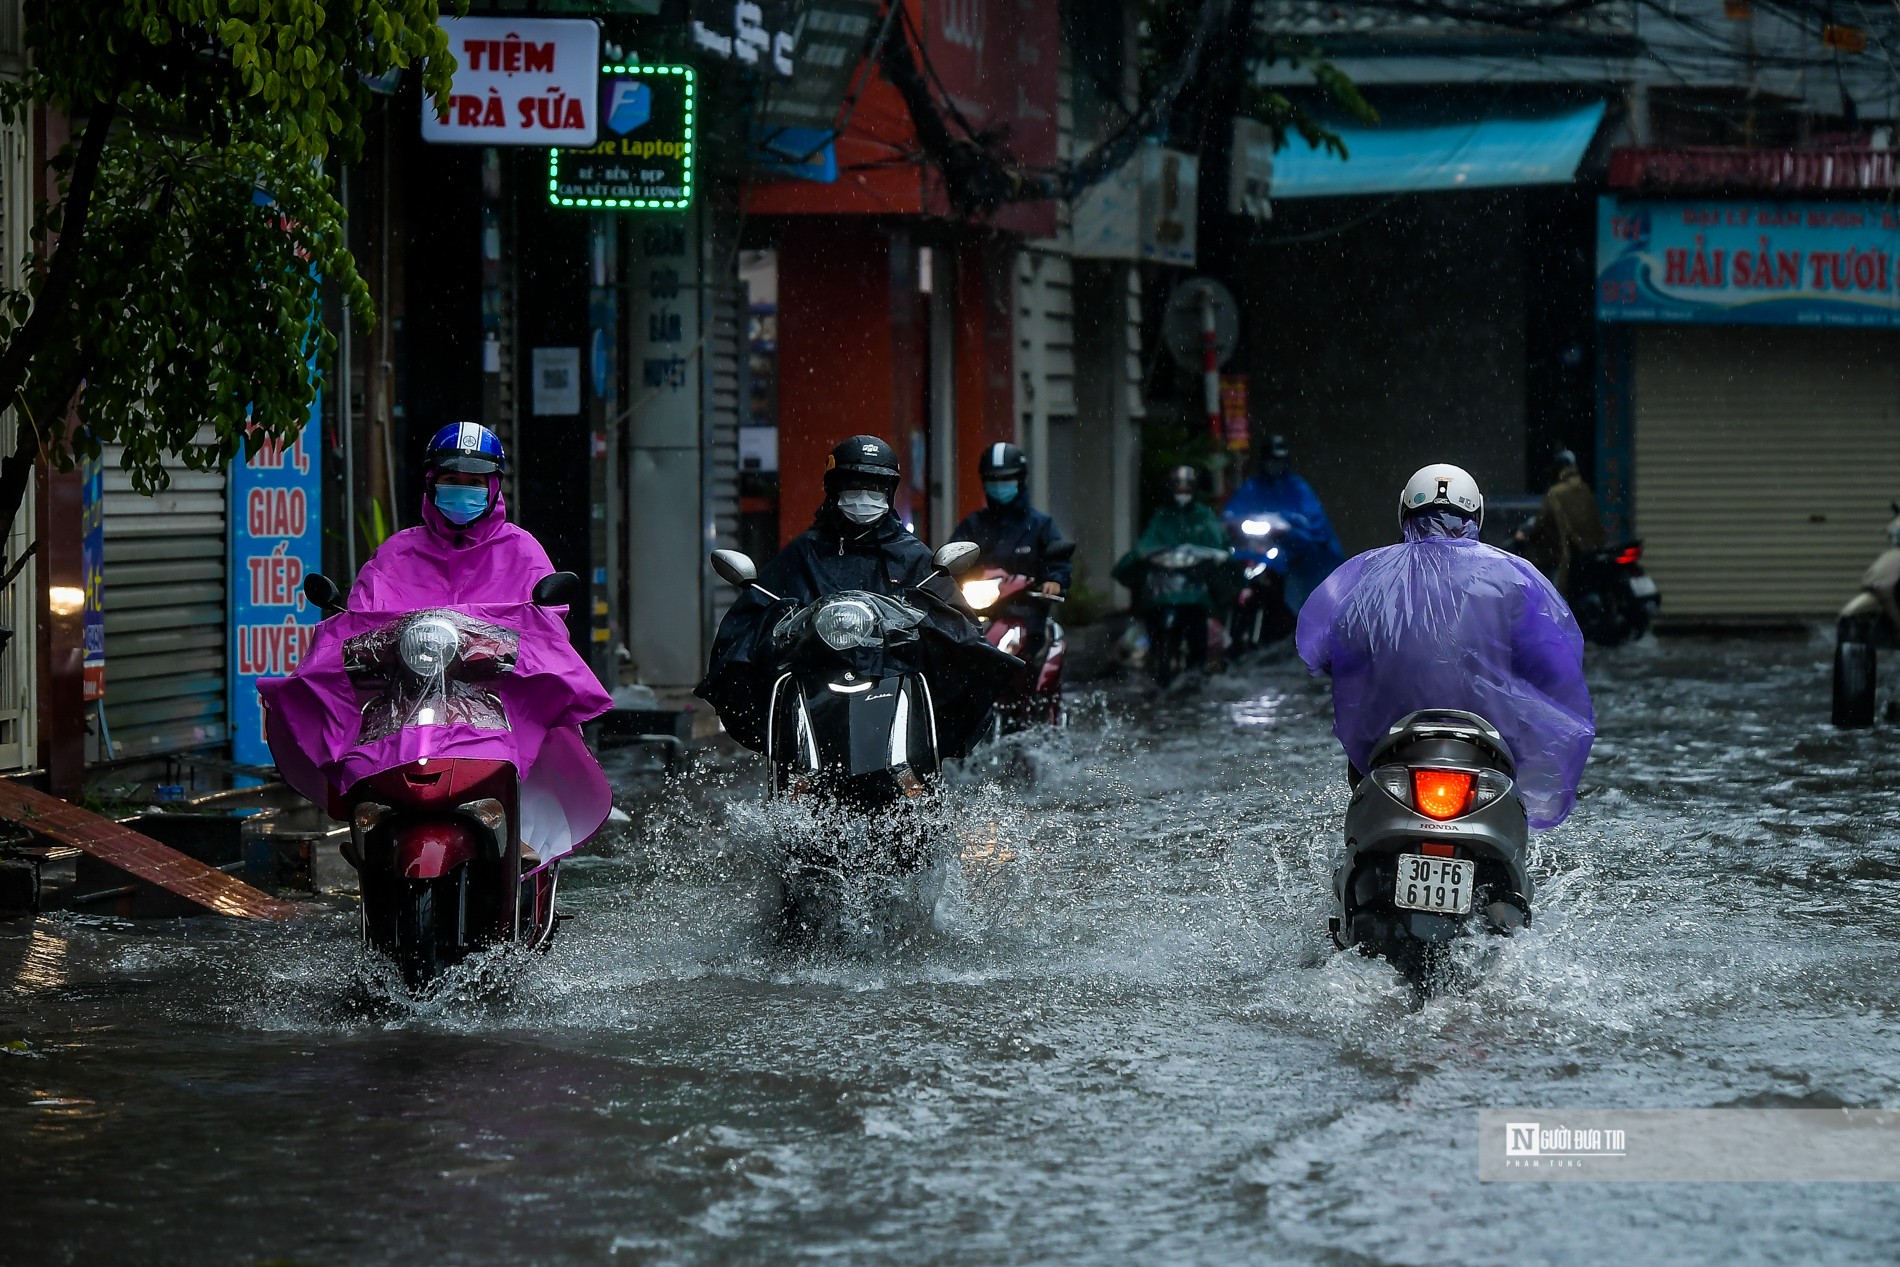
[1834,639,1877,728]
[1148,613,1181,687]
[391,868,469,988]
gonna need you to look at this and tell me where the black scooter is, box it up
[1330,710,1531,983]
[1832,502,1900,728]
[710,542,982,936]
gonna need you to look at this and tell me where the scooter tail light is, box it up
[1471,769,1513,808]
[1412,769,1475,820]
[1616,545,1642,565]
[1370,765,1411,806]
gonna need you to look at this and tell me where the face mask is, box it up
[837,489,889,525]
[1173,492,1194,507]
[984,480,1020,504]
[434,484,490,526]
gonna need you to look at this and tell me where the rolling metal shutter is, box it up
[1633,325,1900,618]
[100,447,229,756]
[0,99,33,771]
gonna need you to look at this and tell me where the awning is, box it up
[1270,101,1607,199]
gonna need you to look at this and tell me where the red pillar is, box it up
[952,237,1016,521]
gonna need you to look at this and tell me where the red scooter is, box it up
[281,572,608,987]
[959,541,1074,734]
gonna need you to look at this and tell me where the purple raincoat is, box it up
[260,493,614,859]
[1295,514,1594,829]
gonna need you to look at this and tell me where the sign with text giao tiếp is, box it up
[228,420,321,769]
[422,16,600,147]
[548,65,695,210]
[1598,196,1900,328]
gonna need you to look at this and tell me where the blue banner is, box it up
[1598,196,1900,327]
[81,456,104,703]
[228,402,321,768]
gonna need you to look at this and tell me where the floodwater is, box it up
[4,635,1899,1265]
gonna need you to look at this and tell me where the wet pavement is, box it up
[4,634,1899,1265]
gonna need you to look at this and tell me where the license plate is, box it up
[1628,575,1658,598]
[1393,853,1474,915]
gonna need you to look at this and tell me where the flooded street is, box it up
[5,635,1900,1265]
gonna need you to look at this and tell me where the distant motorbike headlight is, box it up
[399,616,462,677]
[812,598,881,651]
[1241,519,1275,537]
[961,577,1003,612]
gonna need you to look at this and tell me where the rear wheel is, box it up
[1834,639,1877,728]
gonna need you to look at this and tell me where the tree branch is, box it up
[0,96,119,425]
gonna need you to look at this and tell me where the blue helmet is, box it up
[424,422,506,476]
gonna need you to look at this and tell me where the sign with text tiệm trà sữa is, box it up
[549,65,695,211]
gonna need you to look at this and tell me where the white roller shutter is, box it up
[101,449,229,756]
[0,93,34,771]
[1634,325,1900,618]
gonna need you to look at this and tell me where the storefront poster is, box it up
[1598,196,1900,327]
[228,415,321,768]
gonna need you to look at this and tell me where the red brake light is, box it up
[1615,545,1642,565]
[1412,769,1474,820]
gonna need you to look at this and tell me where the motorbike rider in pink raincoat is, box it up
[262,423,612,865]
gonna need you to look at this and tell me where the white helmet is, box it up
[1400,463,1484,528]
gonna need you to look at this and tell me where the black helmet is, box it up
[1553,448,1578,473]
[1166,464,1199,495]
[978,441,1028,481]
[825,435,900,496]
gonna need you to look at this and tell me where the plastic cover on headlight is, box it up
[399,616,462,677]
[813,598,882,650]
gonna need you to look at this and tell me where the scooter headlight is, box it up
[960,576,1003,612]
[398,616,462,677]
[812,598,881,651]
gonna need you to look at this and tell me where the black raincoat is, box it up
[695,504,1018,756]
[950,498,1072,588]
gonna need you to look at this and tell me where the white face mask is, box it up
[837,489,889,525]
[1173,492,1194,507]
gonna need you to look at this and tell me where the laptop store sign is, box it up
[422,17,601,146]
[548,65,696,210]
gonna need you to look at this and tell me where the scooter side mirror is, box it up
[303,573,343,612]
[531,571,585,608]
[710,549,759,589]
[1045,540,1077,563]
[932,541,982,576]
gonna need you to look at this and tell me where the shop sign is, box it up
[548,64,696,210]
[81,456,104,702]
[754,0,882,130]
[1598,196,1900,327]
[228,417,321,768]
[691,0,798,77]
[1221,376,1250,452]
[422,17,600,146]
[1071,142,1200,265]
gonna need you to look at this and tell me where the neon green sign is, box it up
[547,64,695,210]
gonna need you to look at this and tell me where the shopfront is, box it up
[1597,197,1900,619]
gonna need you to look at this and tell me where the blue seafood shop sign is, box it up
[1598,196,1900,327]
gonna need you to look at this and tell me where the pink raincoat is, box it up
[261,494,614,858]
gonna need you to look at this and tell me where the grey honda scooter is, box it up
[1330,709,1531,983]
